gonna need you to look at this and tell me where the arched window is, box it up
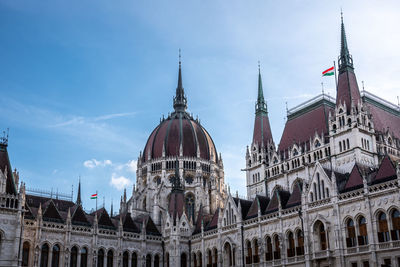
[296,230,304,256]
[180,253,187,267]
[143,197,147,210]
[253,239,259,263]
[70,246,78,267]
[98,249,105,267]
[245,240,252,264]
[107,250,114,267]
[123,252,129,267]
[52,245,60,267]
[287,232,295,257]
[358,216,368,245]
[185,194,195,222]
[207,250,212,267]
[273,235,281,259]
[310,192,314,202]
[154,255,160,267]
[265,237,272,261]
[347,139,350,149]
[146,254,151,267]
[346,219,356,247]
[377,212,390,242]
[22,242,30,267]
[315,221,327,250]
[132,252,138,267]
[193,252,197,267]
[313,183,317,200]
[213,248,218,266]
[391,209,400,241]
[80,247,88,267]
[40,244,49,267]
[165,253,169,267]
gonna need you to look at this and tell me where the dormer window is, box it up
[314,140,321,148]
[293,149,298,156]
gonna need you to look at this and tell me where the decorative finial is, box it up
[286,101,288,112]
[321,82,324,94]
[0,128,9,146]
[179,49,181,67]
[341,8,343,23]
[362,81,365,92]
[258,60,261,73]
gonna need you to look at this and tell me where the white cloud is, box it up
[83,159,113,169]
[110,173,132,190]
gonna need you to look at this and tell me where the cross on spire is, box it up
[338,11,354,74]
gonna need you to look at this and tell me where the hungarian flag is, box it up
[322,66,334,76]
[90,193,98,199]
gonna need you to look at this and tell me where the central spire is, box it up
[173,49,188,113]
[255,63,267,115]
[338,12,354,74]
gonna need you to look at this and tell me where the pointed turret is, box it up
[173,50,188,113]
[252,66,273,147]
[76,178,82,206]
[336,13,361,111]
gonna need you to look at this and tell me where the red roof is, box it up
[253,114,273,146]
[286,182,302,208]
[278,103,333,152]
[336,71,361,112]
[366,102,400,139]
[372,156,397,184]
[143,112,217,162]
[168,191,184,222]
[344,165,364,191]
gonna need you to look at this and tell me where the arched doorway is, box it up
[22,241,30,267]
[52,244,60,267]
[223,242,232,267]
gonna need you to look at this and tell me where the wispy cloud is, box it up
[110,173,132,190]
[94,112,137,122]
[83,159,113,169]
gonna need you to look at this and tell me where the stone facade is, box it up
[0,16,400,267]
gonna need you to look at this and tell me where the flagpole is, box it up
[334,60,338,91]
[96,190,98,211]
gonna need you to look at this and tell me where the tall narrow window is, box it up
[377,212,390,242]
[40,244,49,267]
[70,246,78,267]
[52,245,60,267]
[22,242,30,267]
[253,240,259,263]
[98,249,104,267]
[154,255,160,267]
[185,194,195,222]
[287,232,295,257]
[391,209,400,241]
[80,248,88,267]
[346,219,356,247]
[246,241,252,264]
[265,237,272,261]
[274,235,281,259]
[132,252,137,267]
[358,216,368,245]
[123,252,129,267]
[296,230,304,256]
[107,251,114,267]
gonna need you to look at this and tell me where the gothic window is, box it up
[132,252,138,267]
[273,235,281,260]
[296,230,304,255]
[146,254,151,267]
[154,255,160,267]
[80,247,88,267]
[245,241,252,264]
[358,216,368,245]
[287,232,295,257]
[155,177,161,185]
[293,149,298,156]
[265,236,272,261]
[143,197,147,210]
[253,239,259,263]
[40,244,49,267]
[346,219,356,247]
[70,246,78,267]
[185,194,195,222]
[347,139,350,149]
[310,192,314,202]
[107,250,114,267]
[377,212,390,242]
[123,252,129,267]
[339,142,342,152]
[51,245,60,267]
[313,183,317,201]
[391,209,400,241]
[22,241,30,267]
[315,221,327,250]
[98,249,105,267]
[314,140,321,148]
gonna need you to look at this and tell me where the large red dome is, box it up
[143,112,218,162]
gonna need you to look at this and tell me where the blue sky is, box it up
[1,1,400,212]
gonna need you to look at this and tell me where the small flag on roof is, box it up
[322,66,334,76]
[90,193,98,199]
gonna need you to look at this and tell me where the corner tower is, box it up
[245,66,275,199]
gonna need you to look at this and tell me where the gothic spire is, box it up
[338,12,354,74]
[76,178,82,206]
[172,157,183,192]
[173,50,188,113]
[255,63,267,115]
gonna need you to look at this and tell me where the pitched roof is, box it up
[365,101,400,140]
[285,182,302,208]
[42,200,64,223]
[25,194,75,212]
[342,164,364,192]
[0,144,17,195]
[233,197,252,220]
[145,216,161,236]
[253,114,273,146]
[205,208,219,231]
[71,205,90,226]
[122,213,140,233]
[336,71,361,113]
[278,101,333,153]
[168,191,185,222]
[95,208,116,229]
[370,156,397,185]
[193,205,204,234]
[245,195,270,219]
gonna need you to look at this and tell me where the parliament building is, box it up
[1,17,400,267]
